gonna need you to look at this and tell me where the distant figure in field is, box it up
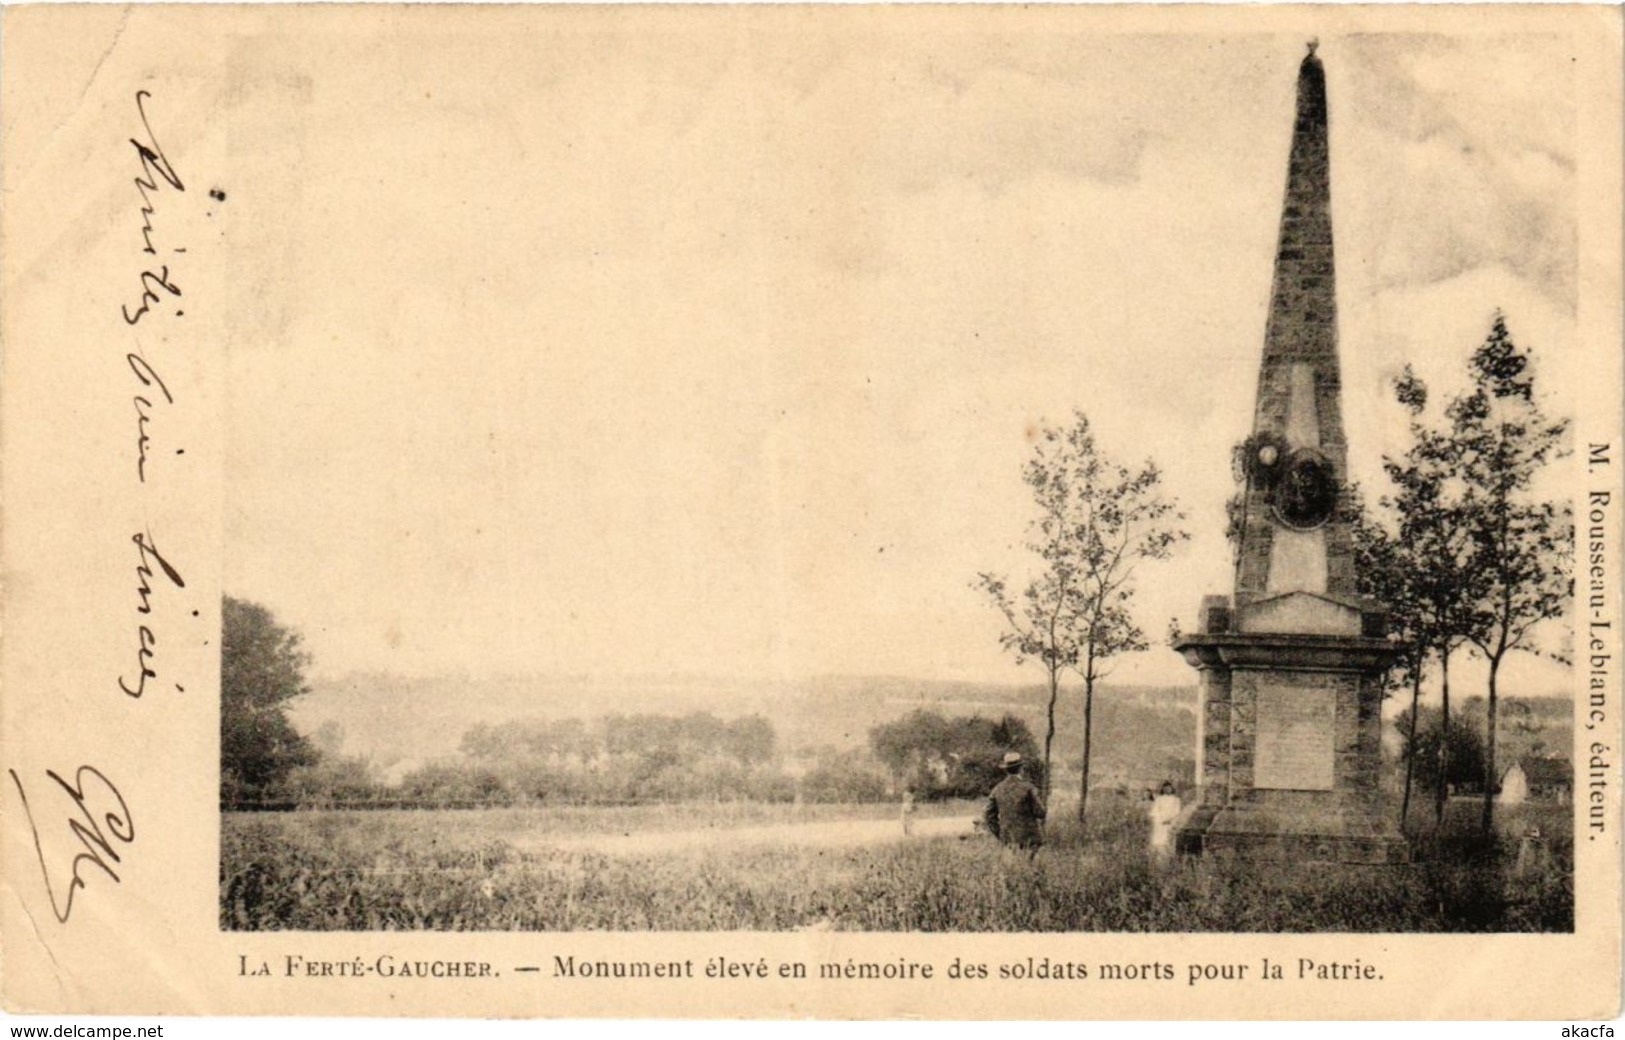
[900,787,917,837]
[983,752,1046,856]
[1148,780,1182,864]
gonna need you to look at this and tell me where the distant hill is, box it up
[291,671,1197,778]
[291,671,1572,789]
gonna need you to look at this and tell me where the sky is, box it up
[223,20,1580,696]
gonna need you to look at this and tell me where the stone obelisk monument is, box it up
[1172,43,1408,864]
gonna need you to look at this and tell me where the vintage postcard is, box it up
[1,3,1620,1021]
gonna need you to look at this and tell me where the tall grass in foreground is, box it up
[221,798,1572,932]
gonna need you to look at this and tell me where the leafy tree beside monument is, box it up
[1354,366,1488,829]
[1359,315,1572,835]
[975,411,1187,820]
[1448,317,1573,833]
[1351,503,1429,825]
[221,595,317,808]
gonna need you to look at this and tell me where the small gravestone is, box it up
[1513,826,1551,880]
[1171,44,1408,865]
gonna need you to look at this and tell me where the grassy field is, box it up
[221,796,1572,932]
[222,798,968,841]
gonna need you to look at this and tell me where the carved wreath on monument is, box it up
[1271,448,1338,530]
[1234,434,1339,531]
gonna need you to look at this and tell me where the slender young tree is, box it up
[977,411,1187,819]
[1446,316,1573,835]
[1352,499,1428,826]
[975,440,1084,800]
[1359,366,1489,827]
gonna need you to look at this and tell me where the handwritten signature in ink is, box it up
[9,766,134,924]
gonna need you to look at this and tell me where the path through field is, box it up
[515,813,983,856]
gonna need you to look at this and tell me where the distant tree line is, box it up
[231,708,801,810]
[222,598,1042,810]
[448,711,788,806]
[869,709,1043,799]
[255,709,1048,811]
[461,712,775,770]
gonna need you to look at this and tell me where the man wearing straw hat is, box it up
[982,751,1046,855]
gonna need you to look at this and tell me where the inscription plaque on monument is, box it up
[1253,682,1334,790]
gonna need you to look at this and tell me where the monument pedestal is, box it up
[1173,613,1408,865]
[1174,804,1408,865]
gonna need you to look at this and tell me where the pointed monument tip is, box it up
[1298,38,1327,95]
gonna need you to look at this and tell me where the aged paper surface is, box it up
[2,3,1621,1020]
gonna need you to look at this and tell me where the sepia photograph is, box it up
[211,23,1582,934]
